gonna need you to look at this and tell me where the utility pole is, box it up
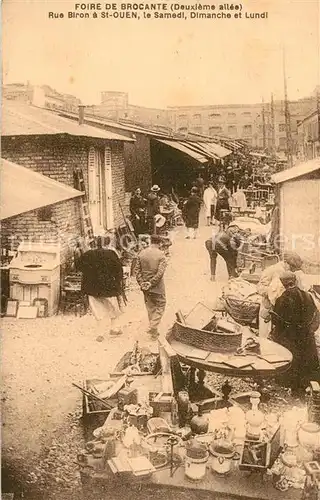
[270,93,276,156]
[262,98,266,149]
[317,88,320,147]
[283,47,293,167]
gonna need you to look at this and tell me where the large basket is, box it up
[223,296,260,327]
[171,321,242,353]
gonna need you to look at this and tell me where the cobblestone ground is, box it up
[2,221,231,499]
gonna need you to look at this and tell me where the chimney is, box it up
[78,105,85,125]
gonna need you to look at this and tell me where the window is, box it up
[193,113,202,124]
[241,112,251,117]
[178,114,187,120]
[228,125,237,135]
[228,112,236,118]
[38,206,53,221]
[209,126,222,135]
[193,126,202,134]
[279,137,286,148]
[178,127,187,133]
[88,146,114,232]
[279,123,286,133]
[243,125,252,135]
[209,113,221,119]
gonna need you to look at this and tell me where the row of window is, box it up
[178,111,252,121]
[179,123,288,135]
[178,125,253,136]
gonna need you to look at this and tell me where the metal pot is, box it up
[209,440,240,475]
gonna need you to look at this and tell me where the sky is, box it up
[2,0,320,108]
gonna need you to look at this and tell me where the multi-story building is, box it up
[88,91,171,130]
[169,103,261,146]
[169,94,317,152]
[2,83,82,113]
[297,109,320,160]
[88,90,318,153]
[2,82,34,103]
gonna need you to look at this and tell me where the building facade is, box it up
[87,91,171,130]
[272,160,320,274]
[2,101,133,266]
[297,110,320,161]
[89,89,318,154]
[3,83,82,113]
[169,96,317,153]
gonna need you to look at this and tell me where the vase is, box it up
[298,422,320,460]
[246,391,264,440]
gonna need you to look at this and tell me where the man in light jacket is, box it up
[135,234,167,339]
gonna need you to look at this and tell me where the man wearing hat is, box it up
[135,234,167,338]
[146,185,161,234]
[215,176,231,222]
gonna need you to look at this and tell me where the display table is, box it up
[79,453,301,500]
[166,328,292,378]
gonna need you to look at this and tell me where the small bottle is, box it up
[171,397,179,429]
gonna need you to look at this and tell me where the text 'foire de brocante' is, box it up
[72,2,243,9]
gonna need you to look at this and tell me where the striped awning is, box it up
[156,140,208,163]
[156,139,232,162]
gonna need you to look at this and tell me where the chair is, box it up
[60,272,88,316]
[237,245,279,284]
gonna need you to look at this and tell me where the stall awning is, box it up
[1,159,84,220]
[203,143,232,159]
[179,141,220,160]
[156,140,208,163]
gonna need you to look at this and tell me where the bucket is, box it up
[184,451,209,481]
[209,440,239,475]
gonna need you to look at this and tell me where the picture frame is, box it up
[5,299,18,318]
[17,305,38,319]
[33,298,49,318]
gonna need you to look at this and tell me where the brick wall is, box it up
[1,135,89,189]
[111,142,126,226]
[124,134,152,195]
[2,135,127,230]
[1,198,83,271]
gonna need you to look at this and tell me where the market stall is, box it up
[74,314,320,499]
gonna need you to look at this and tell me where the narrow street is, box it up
[1,219,230,498]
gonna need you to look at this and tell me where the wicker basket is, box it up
[171,321,242,353]
[223,296,260,327]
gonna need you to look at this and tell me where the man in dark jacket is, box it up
[135,234,167,338]
[205,225,242,280]
[183,187,202,239]
[130,187,146,236]
[146,185,161,234]
[77,237,124,338]
[215,176,231,222]
[270,271,320,396]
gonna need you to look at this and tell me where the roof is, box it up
[1,159,84,220]
[272,158,320,184]
[57,109,175,139]
[1,101,134,142]
[297,109,318,125]
[249,151,267,158]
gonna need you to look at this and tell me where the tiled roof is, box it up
[2,101,134,142]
